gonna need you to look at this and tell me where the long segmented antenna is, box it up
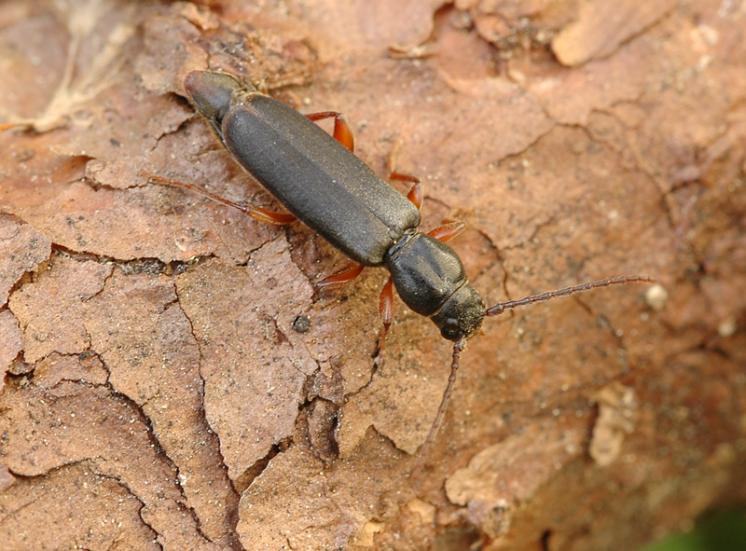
[486,275,654,316]
[419,338,466,455]
[418,274,652,459]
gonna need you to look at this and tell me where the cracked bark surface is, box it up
[1,1,744,549]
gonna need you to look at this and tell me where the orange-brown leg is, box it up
[316,262,365,289]
[377,276,395,351]
[145,174,296,225]
[0,122,21,132]
[387,139,424,210]
[306,111,355,152]
[390,172,423,210]
[428,221,465,242]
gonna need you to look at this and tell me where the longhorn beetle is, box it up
[147,71,651,451]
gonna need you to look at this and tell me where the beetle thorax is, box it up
[385,232,485,340]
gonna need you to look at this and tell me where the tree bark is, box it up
[1,1,744,549]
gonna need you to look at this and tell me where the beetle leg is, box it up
[305,111,354,152]
[389,172,423,210]
[316,262,365,289]
[0,122,21,131]
[145,174,296,225]
[247,207,298,225]
[406,181,423,210]
[377,276,395,350]
[427,221,465,242]
[389,172,419,183]
[387,139,425,210]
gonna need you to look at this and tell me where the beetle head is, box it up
[431,283,485,341]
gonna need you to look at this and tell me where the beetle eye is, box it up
[440,318,461,340]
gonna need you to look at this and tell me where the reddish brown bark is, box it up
[1,1,744,549]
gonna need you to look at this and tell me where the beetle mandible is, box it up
[148,71,651,449]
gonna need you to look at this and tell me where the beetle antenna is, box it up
[419,338,466,454]
[485,275,654,317]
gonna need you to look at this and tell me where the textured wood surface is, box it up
[1,1,744,549]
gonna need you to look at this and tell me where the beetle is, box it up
[147,70,651,449]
